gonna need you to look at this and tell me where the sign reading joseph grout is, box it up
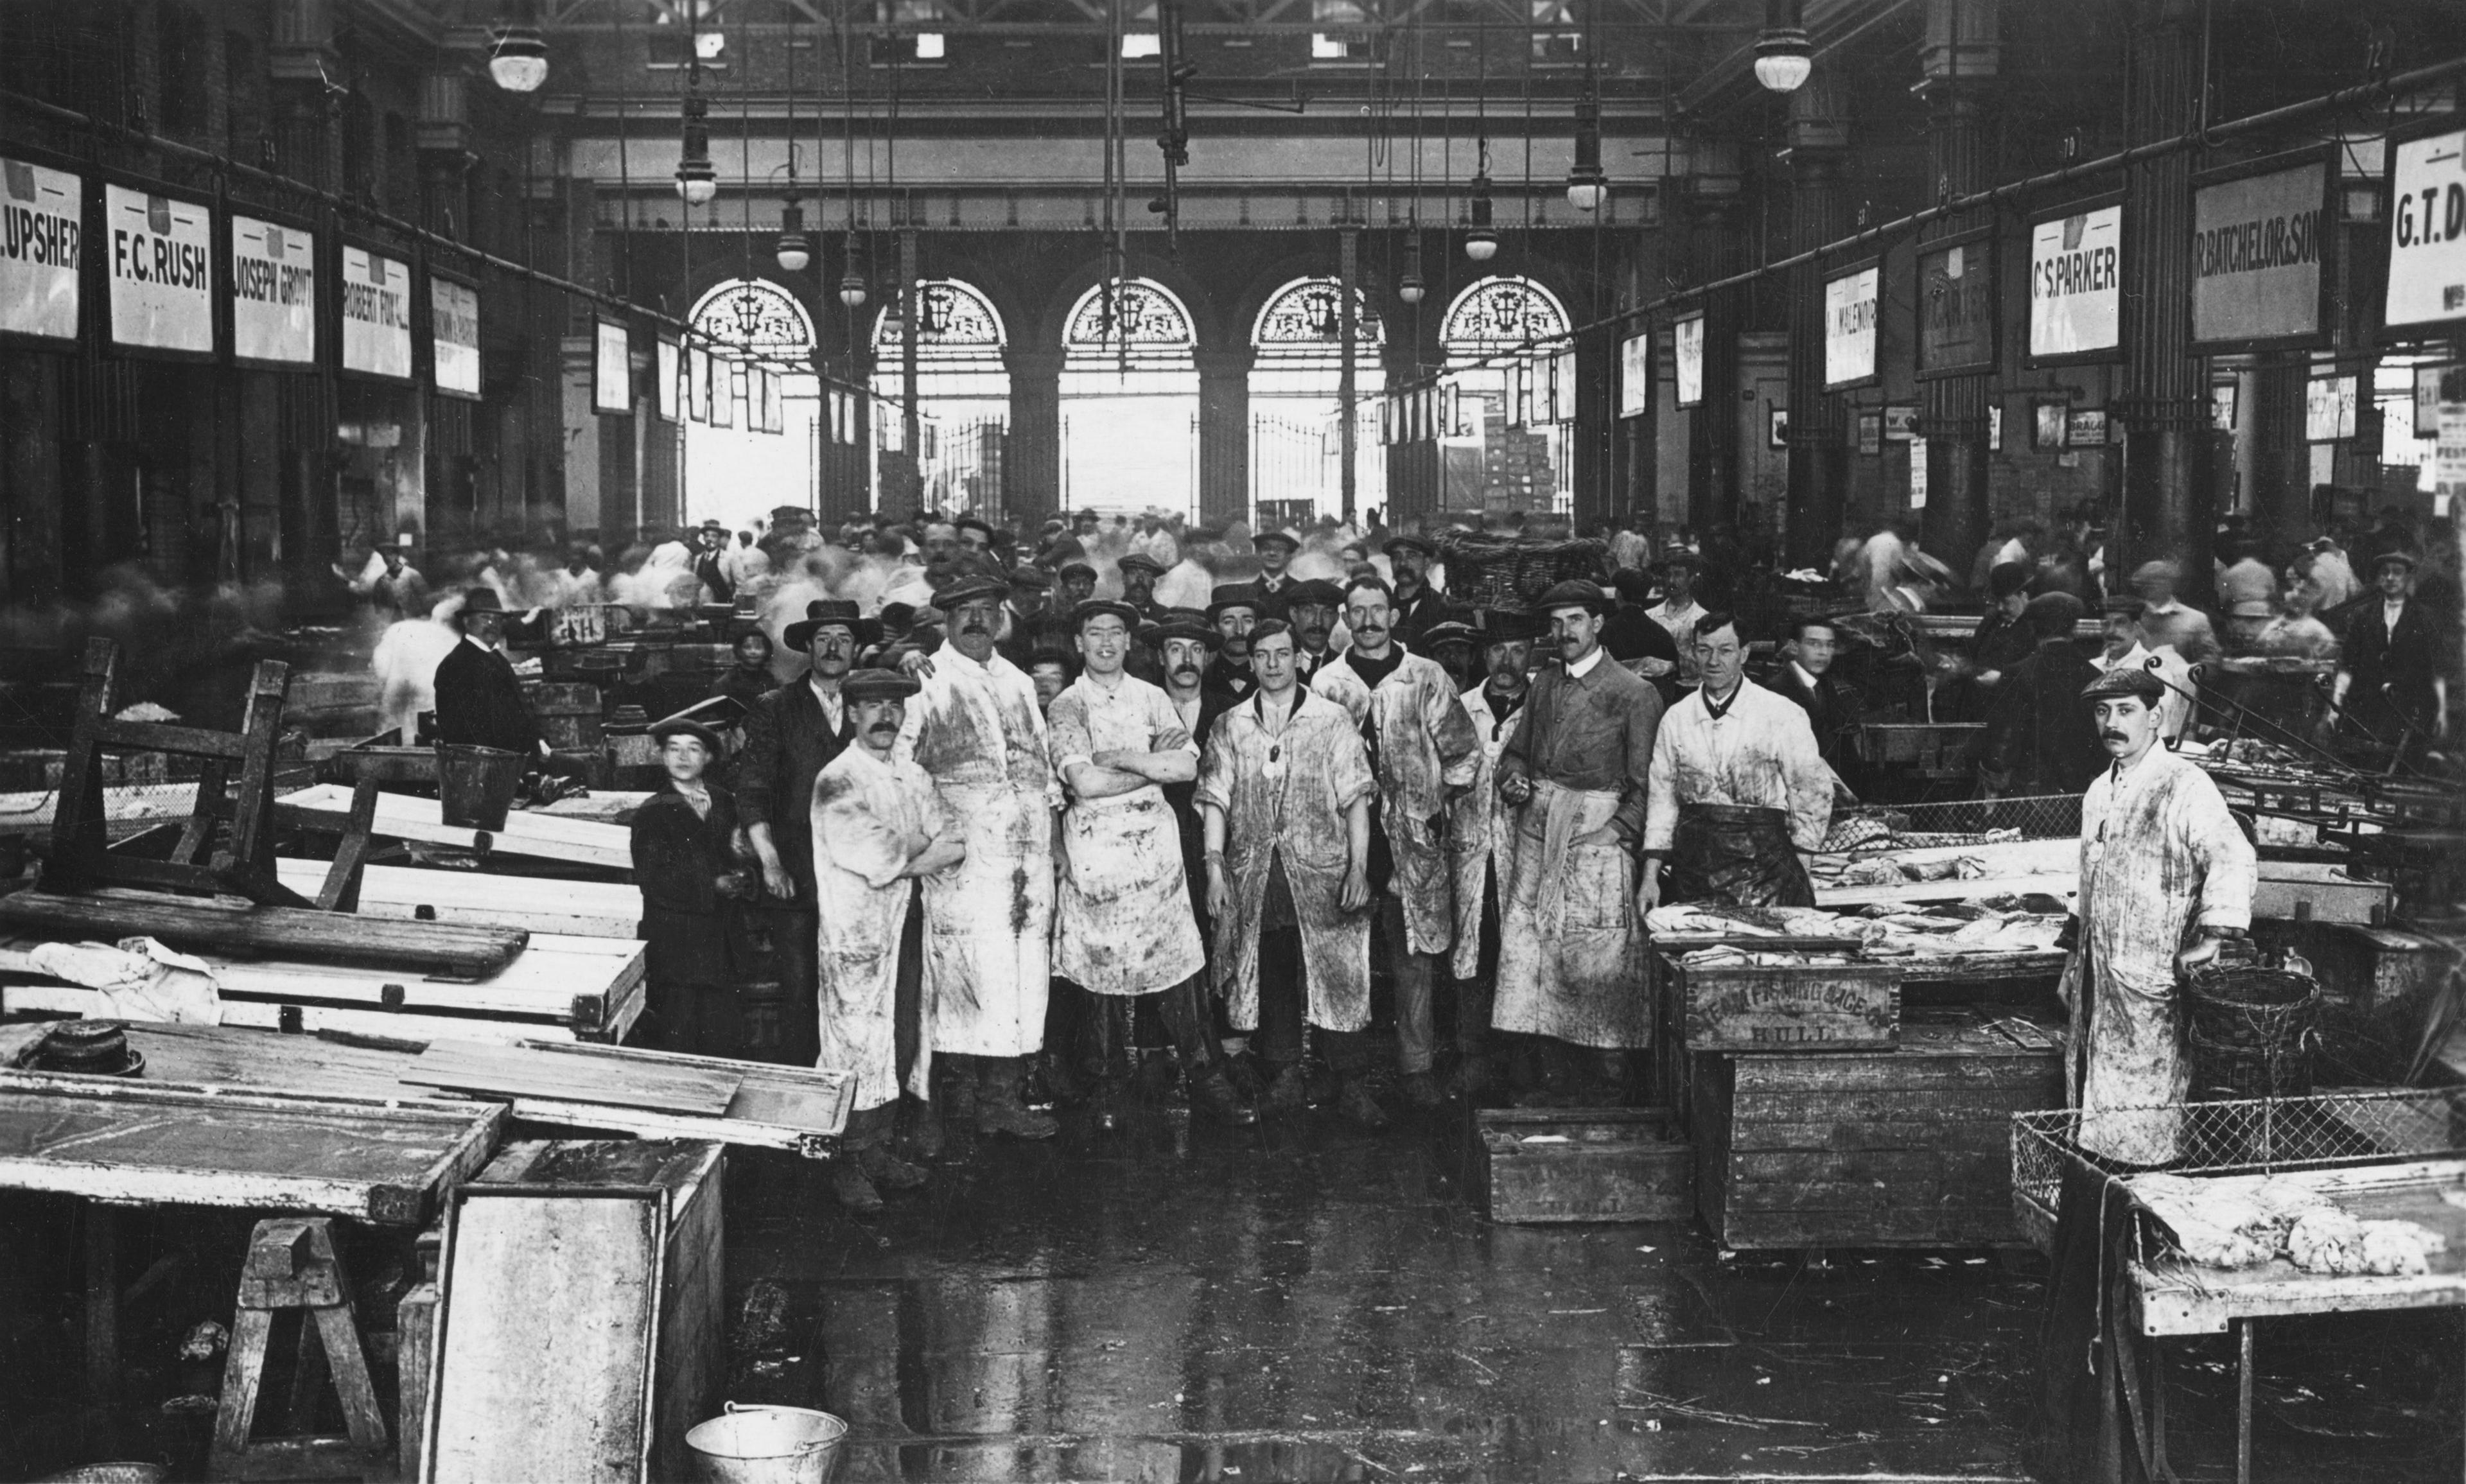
[228,214,317,365]
[2386,125,2466,335]
[0,155,80,342]
[2028,203,2122,363]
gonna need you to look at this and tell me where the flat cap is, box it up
[843,667,922,702]
[1143,610,1223,650]
[1253,528,1302,552]
[1383,534,1437,559]
[1117,552,1169,576]
[1006,563,1054,590]
[1071,598,1144,633]
[1533,579,1614,616]
[2080,663,2167,704]
[936,574,1011,611]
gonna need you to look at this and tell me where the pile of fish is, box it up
[2129,1172,2446,1277]
[1646,902,2066,964]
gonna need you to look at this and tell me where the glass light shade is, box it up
[775,204,809,272]
[1753,31,1813,92]
[1464,230,1498,263]
[1399,274,1426,304]
[837,274,869,308]
[1566,171,1607,213]
[676,159,717,206]
[487,28,548,92]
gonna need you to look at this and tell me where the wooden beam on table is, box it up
[275,784,634,870]
[275,859,642,939]
[401,1042,740,1116]
[0,889,527,979]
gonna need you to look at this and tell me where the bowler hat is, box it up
[783,598,881,651]
[1533,579,1614,617]
[1988,561,2033,600]
[1207,584,1264,622]
[459,588,507,616]
[843,667,922,703]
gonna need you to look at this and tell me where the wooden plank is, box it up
[514,1042,854,1154]
[277,859,643,940]
[428,1186,663,1483]
[0,889,527,978]
[0,1075,500,1225]
[1674,959,1901,1052]
[1725,1119,2018,1153]
[0,782,201,839]
[401,1043,739,1117]
[1727,1149,2010,1187]
[279,784,633,871]
[1722,1206,2023,1248]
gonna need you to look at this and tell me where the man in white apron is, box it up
[812,668,966,1216]
[895,575,1062,1140]
[1048,600,1256,1128]
[1494,581,1664,1100]
[2063,663,2255,1165]
[1446,609,1540,1099]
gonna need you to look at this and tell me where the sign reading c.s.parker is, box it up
[2190,155,2330,351]
[2029,202,2122,363]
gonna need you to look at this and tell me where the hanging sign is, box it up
[430,274,481,398]
[656,336,680,422]
[1553,347,1578,424]
[1909,436,1928,509]
[338,243,412,380]
[104,181,213,356]
[1822,262,1880,390]
[2417,365,2462,437]
[227,214,317,367]
[688,344,711,422]
[0,153,82,343]
[593,319,631,414]
[706,353,733,428]
[2190,152,2333,352]
[1915,231,1995,380]
[758,367,783,433]
[1672,313,1705,408]
[2028,200,2123,364]
[1618,331,1650,419]
[2304,374,2358,441]
[2385,124,2466,336]
[2436,403,2466,517]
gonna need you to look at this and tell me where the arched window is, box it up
[690,277,816,356]
[870,279,1006,356]
[1440,275,1568,358]
[1252,277,1385,354]
[1064,278,1196,356]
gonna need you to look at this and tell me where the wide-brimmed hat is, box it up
[936,575,1011,612]
[1207,584,1264,622]
[1383,534,1437,560]
[459,587,506,615]
[1117,552,1170,577]
[1253,528,1302,553]
[650,717,724,752]
[784,598,880,650]
[1533,579,1614,617]
[843,667,922,703]
[2081,663,2167,705]
[1071,598,1144,634]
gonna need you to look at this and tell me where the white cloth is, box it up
[1046,672,1204,997]
[1310,650,1481,956]
[895,642,1057,1057]
[807,675,844,735]
[810,746,945,1110]
[1648,599,1707,684]
[1641,682,1833,855]
[2064,746,2256,1164]
[25,937,220,1025]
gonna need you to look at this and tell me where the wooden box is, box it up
[1474,1106,1693,1223]
[1692,1011,2063,1250]
[1666,952,1902,1052]
[2253,860,2393,925]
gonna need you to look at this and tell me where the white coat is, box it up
[1446,682,1525,981]
[810,746,947,1110]
[1046,671,1204,997]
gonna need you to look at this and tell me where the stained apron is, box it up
[1665,802,1814,908]
[921,780,1054,1058]
[1055,789,1204,997]
[1492,781,1649,1049]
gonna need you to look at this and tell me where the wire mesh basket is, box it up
[2184,964,2321,1099]
[2009,1087,2466,1250]
[1825,792,2083,854]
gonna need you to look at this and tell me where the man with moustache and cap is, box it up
[811,667,967,1216]
[1444,608,1544,1097]
[1282,579,1347,686]
[1204,585,1263,700]
[1118,550,1173,622]
[739,600,871,1071]
[1048,599,1256,1126]
[895,573,1063,1140]
[1314,575,1482,1112]
[1252,528,1302,602]
[1493,581,1663,1097]
[1148,610,1236,929]
[1382,534,1450,652]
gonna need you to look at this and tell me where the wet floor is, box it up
[719,1099,2466,1483]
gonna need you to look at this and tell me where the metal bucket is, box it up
[435,744,525,830]
[685,1404,848,1484]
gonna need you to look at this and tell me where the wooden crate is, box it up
[1692,1010,2063,1250]
[1474,1106,1692,1223]
[1666,952,1901,1052]
[2253,860,2393,925]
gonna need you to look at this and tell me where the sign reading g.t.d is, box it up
[2386,127,2466,335]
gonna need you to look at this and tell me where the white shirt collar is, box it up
[462,633,496,652]
[1791,661,1820,690]
[807,674,842,711]
[1566,645,1605,678]
[2145,598,2183,616]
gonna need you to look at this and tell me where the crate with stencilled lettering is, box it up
[1662,947,1903,1053]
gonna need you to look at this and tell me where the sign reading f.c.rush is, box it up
[339,245,413,380]
[1915,232,1995,379]
[431,275,482,398]
[2190,154,2331,351]
[1,155,80,342]
[105,182,213,354]
[1822,263,1880,389]
[2028,201,2122,363]
[228,215,317,365]
[2386,125,2466,335]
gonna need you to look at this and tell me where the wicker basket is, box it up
[2185,963,2320,1101]
[1435,536,1606,611]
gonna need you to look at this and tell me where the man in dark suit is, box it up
[2335,549,2452,760]
[1284,579,1345,687]
[739,600,871,1071]
[432,589,543,760]
[1765,615,1864,794]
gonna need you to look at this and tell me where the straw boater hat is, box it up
[841,668,922,703]
[1533,579,1614,617]
[783,598,880,650]
[2079,664,2167,705]
[1142,609,1223,650]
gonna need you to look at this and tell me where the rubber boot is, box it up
[975,1058,1059,1140]
[1336,1076,1392,1131]
[858,1142,930,1192]
[832,1158,884,1218]
[940,1055,979,1132]
[1260,1061,1308,1114]
[1188,1066,1259,1126]
[895,1094,943,1163]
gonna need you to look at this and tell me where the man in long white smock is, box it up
[1446,609,1540,1098]
[1047,600,1255,1126]
[812,668,966,1216]
[2063,664,2256,1165]
[895,574,1063,1140]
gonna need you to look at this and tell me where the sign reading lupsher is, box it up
[228,214,317,365]
[2028,202,2122,364]
[2386,126,2466,335]
[105,182,213,354]
[339,245,413,380]
[0,155,80,342]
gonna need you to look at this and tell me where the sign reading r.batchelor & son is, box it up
[2190,151,2333,353]
[0,153,80,343]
